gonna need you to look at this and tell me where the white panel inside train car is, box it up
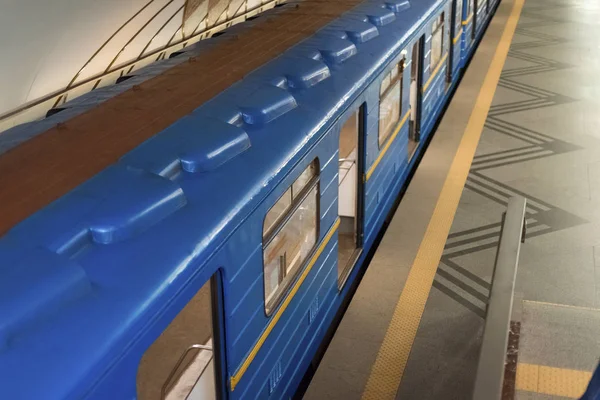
[337,108,364,286]
[338,112,359,218]
[138,278,218,400]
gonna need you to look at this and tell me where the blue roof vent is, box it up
[121,115,250,177]
[315,36,357,64]
[87,166,187,244]
[240,86,297,125]
[0,248,91,350]
[317,28,350,41]
[285,57,331,89]
[384,0,411,13]
[293,46,324,61]
[331,20,379,44]
[179,118,251,172]
[268,76,290,89]
[362,6,396,26]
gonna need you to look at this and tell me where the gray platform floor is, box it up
[399,0,600,398]
[305,0,600,398]
[303,0,514,398]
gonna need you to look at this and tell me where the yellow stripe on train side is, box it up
[462,13,474,25]
[422,53,449,93]
[453,28,463,45]
[229,218,340,391]
[365,110,412,182]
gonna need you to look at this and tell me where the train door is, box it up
[137,275,226,400]
[448,0,463,82]
[470,0,476,40]
[337,106,365,287]
[409,37,424,154]
[474,0,485,38]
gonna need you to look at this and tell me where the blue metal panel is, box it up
[0,0,501,396]
[239,85,298,125]
[384,0,412,13]
[329,18,380,44]
[239,240,338,399]
[305,35,358,65]
[357,4,397,26]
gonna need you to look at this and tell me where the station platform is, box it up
[303,0,600,398]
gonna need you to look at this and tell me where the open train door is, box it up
[337,106,366,288]
[409,36,424,153]
[448,0,463,82]
[137,274,227,400]
[470,0,476,41]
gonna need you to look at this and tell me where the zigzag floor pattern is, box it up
[433,0,588,317]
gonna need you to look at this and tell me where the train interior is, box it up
[138,278,219,400]
[337,108,363,287]
[409,38,422,157]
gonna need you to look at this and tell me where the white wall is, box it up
[0,0,186,115]
[0,0,271,118]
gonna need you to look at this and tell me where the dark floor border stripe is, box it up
[437,267,490,302]
[473,145,539,161]
[432,280,487,318]
[440,258,492,290]
[471,152,556,171]
[444,229,502,250]
[484,126,543,145]
[471,148,547,166]
[470,171,553,210]
[447,222,503,239]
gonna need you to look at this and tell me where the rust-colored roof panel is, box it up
[0,0,363,237]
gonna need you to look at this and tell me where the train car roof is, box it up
[0,0,443,397]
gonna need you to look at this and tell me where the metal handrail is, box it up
[103,0,178,75]
[161,343,213,399]
[472,195,527,400]
[0,0,284,128]
[64,0,157,93]
[137,5,186,60]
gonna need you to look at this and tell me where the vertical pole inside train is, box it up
[337,106,365,288]
[137,274,225,400]
[473,0,478,39]
[409,36,424,145]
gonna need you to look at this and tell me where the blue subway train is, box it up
[0,0,499,398]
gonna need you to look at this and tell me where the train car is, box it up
[0,0,500,398]
[459,0,502,65]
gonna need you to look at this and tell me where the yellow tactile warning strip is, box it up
[516,363,592,398]
[360,0,525,398]
[516,362,540,392]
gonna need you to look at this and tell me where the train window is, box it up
[292,161,319,198]
[263,160,319,315]
[137,278,219,400]
[431,13,445,68]
[380,74,391,95]
[264,188,292,235]
[378,62,403,147]
[263,162,318,238]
